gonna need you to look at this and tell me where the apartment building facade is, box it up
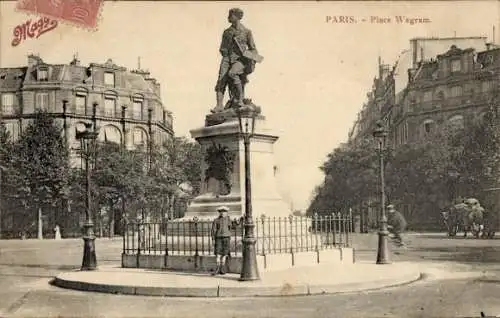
[348,36,500,230]
[349,36,491,146]
[0,54,174,237]
[0,54,174,161]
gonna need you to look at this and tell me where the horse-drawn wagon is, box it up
[441,198,495,239]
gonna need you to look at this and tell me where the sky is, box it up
[1,1,499,211]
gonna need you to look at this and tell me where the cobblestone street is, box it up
[1,233,499,317]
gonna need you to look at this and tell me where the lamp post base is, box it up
[81,222,97,271]
[239,237,260,281]
[376,229,391,265]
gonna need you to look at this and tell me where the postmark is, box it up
[15,0,103,30]
[11,16,58,47]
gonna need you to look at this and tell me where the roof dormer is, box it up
[27,54,43,67]
[37,65,49,81]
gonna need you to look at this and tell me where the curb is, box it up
[51,272,423,298]
[475,276,500,284]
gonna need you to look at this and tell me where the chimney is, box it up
[27,54,41,67]
[411,39,418,68]
[408,68,416,82]
[70,53,81,66]
[131,69,151,79]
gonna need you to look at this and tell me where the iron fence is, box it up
[122,213,352,257]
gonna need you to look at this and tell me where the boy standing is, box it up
[211,206,232,275]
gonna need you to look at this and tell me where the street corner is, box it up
[474,272,500,285]
[403,261,491,282]
[48,262,425,298]
[345,260,487,287]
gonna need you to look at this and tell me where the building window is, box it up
[4,122,19,141]
[100,125,122,144]
[403,121,408,143]
[38,69,48,81]
[35,93,49,110]
[133,100,143,120]
[482,81,494,92]
[449,115,464,129]
[396,125,402,146]
[423,91,433,102]
[2,93,14,115]
[451,59,461,72]
[75,95,87,115]
[133,128,147,148]
[423,120,434,134]
[450,86,462,97]
[104,98,117,117]
[104,72,115,86]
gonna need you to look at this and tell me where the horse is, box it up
[464,206,484,238]
[443,202,484,238]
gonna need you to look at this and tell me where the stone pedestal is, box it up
[183,113,291,220]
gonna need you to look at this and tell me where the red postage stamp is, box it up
[15,0,103,30]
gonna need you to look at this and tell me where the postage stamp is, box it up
[11,16,58,47]
[15,0,103,30]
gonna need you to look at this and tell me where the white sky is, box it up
[1,1,499,210]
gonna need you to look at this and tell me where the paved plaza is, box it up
[1,233,500,317]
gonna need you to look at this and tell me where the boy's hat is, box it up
[217,206,229,212]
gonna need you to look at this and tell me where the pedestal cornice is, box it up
[190,117,280,142]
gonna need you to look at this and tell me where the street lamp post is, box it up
[373,120,391,265]
[76,122,99,271]
[0,120,3,240]
[236,106,260,281]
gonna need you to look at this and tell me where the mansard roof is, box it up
[477,47,500,68]
[437,45,474,59]
[413,60,438,81]
[0,67,27,90]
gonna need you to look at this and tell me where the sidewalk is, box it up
[52,261,439,298]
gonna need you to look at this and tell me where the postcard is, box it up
[1,1,500,317]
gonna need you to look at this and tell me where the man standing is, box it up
[211,206,232,275]
[211,8,262,113]
[387,204,407,247]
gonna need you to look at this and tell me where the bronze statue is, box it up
[211,8,263,113]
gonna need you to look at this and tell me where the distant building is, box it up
[0,54,174,166]
[347,36,500,230]
[391,43,500,149]
[0,54,174,237]
[349,36,499,147]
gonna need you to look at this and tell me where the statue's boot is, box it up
[233,83,245,108]
[210,92,225,113]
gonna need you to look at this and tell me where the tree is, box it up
[91,142,148,235]
[0,122,12,238]
[385,127,457,229]
[308,136,380,216]
[147,137,202,219]
[308,121,467,230]
[12,111,70,238]
[454,108,500,224]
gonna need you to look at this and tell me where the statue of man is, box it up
[211,8,262,113]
